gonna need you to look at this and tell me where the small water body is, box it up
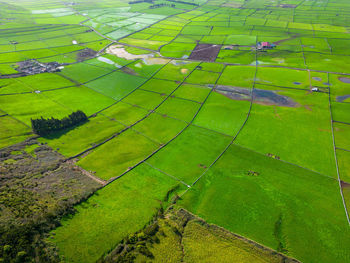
[336,94,350,102]
[215,86,297,107]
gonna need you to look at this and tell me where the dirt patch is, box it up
[304,105,313,111]
[76,48,98,62]
[338,77,350,84]
[121,66,139,76]
[341,180,350,187]
[215,86,298,107]
[336,94,350,102]
[189,44,221,62]
[273,106,281,119]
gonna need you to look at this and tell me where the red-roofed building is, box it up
[257,41,275,50]
[261,42,271,48]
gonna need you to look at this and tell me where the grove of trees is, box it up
[31,110,88,136]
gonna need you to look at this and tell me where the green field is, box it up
[0,0,349,262]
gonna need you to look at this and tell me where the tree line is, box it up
[31,110,88,136]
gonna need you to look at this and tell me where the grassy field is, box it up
[0,0,349,262]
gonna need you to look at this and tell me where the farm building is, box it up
[257,42,276,50]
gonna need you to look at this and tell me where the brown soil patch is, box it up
[273,106,281,119]
[76,48,97,62]
[189,44,222,62]
[121,67,138,76]
[304,105,313,111]
[341,180,350,188]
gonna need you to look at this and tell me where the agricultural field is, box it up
[0,0,350,262]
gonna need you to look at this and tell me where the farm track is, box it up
[327,72,350,225]
[336,147,350,153]
[66,160,107,186]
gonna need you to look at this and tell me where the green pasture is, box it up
[101,101,149,126]
[52,163,185,263]
[155,96,201,122]
[179,144,350,263]
[86,71,147,100]
[0,115,31,149]
[1,1,350,263]
[193,92,251,135]
[236,90,336,177]
[217,65,256,88]
[40,115,125,157]
[77,129,159,180]
[147,125,232,184]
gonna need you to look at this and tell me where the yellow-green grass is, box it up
[337,149,350,183]
[0,115,32,149]
[155,97,201,122]
[172,83,211,102]
[153,60,200,81]
[42,86,115,116]
[199,62,225,72]
[332,102,350,123]
[305,53,350,74]
[77,129,160,180]
[160,43,197,58]
[85,71,147,100]
[334,122,350,150]
[140,78,179,95]
[185,69,221,85]
[235,90,336,177]
[101,101,149,126]
[52,163,185,263]
[147,125,232,184]
[0,93,71,126]
[217,65,256,88]
[127,60,166,78]
[123,89,166,110]
[39,115,125,157]
[329,74,350,101]
[0,78,32,94]
[224,34,256,45]
[255,67,309,89]
[216,50,256,65]
[183,220,283,263]
[194,92,251,135]
[257,50,306,68]
[15,72,76,91]
[133,113,187,144]
[60,63,112,84]
[179,144,350,263]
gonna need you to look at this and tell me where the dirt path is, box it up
[66,159,106,186]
